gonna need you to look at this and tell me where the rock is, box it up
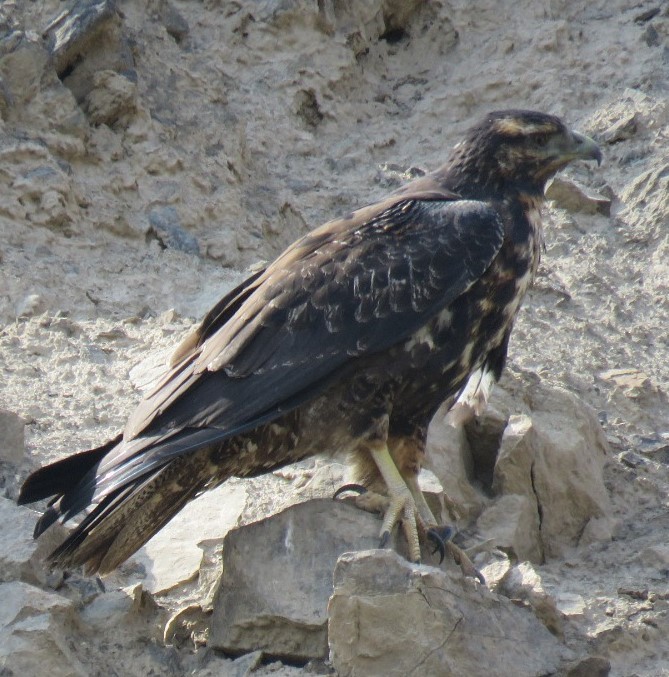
[476,493,542,563]
[0,408,25,463]
[328,550,566,677]
[601,113,638,144]
[210,499,388,662]
[79,583,163,639]
[546,177,612,216]
[497,562,564,638]
[132,482,247,594]
[0,497,69,586]
[579,516,614,547]
[149,0,190,42]
[489,385,612,560]
[44,0,135,105]
[0,580,85,677]
[565,655,611,677]
[85,69,137,126]
[0,31,49,110]
[638,543,669,569]
[147,205,200,255]
[554,592,586,619]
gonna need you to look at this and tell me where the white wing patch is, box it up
[447,365,497,426]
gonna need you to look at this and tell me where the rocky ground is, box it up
[1,0,669,675]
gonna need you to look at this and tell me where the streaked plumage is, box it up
[18,110,601,574]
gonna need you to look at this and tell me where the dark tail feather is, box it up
[18,436,121,507]
[48,448,214,574]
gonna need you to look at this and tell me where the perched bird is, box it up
[18,110,601,575]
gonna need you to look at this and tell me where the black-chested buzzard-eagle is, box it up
[18,110,601,575]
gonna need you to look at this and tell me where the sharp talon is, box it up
[426,528,447,564]
[431,525,454,543]
[333,483,368,500]
[379,530,391,549]
[475,571,486,585]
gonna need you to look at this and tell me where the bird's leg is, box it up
[404,473,485,584]
[367,439,422,563]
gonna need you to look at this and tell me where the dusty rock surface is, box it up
[1,0,669,675]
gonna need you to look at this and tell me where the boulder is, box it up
[328,550,566,677]
[210,499,387,661]
[0,580,85,677]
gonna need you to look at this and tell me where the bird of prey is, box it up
[18,110,601,575]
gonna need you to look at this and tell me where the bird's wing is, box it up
[61,188,505,512]
[125,191,504,438]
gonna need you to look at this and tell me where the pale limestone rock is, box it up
[210,499,384,661]
[476,493,543,563]
[546,177,611,215]
[133,482,247,594]
[579,516,615,547]
[0,497,68,586]
[483,384,611,560]
[0,408,25,464]
[328,550,566,677]
[44,0,134,104]
[498,562,564,638]
[0,580,84,677]
[523,386,611,559]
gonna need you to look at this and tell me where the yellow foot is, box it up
[366,441,424,563]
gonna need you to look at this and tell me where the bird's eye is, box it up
[535,134,550,147]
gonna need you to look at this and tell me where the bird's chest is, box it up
[401,204,542,391]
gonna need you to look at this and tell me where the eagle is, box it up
[18,110,601,576]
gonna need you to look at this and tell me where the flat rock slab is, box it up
[210,498,385,662]
[133,482,248,594]
[329,550,567,677]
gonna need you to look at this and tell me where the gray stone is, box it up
[44,0,135,104]
[546,177,612,216]
[602,113,638,144]
[150,0,190,42]
[0,497,68,585]
[210,499,386,661]
[0,408,25,464]
[522,386,611,559]
[497,562,564,638]
[0,580,85,677]
[85,69,137,126]
[565,655,611,677]
[426,406,488,521]
[488,386,611,560]
[148,205,200,255]
[328,550,566,677]
[476,493,542,563]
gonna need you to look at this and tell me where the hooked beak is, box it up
[566,130,603,166]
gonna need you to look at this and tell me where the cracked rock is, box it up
[328,550,566,677]
[210,499,391,662]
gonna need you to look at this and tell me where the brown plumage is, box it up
[18,110,601,574]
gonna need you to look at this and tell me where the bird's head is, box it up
[446,109,602,198]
